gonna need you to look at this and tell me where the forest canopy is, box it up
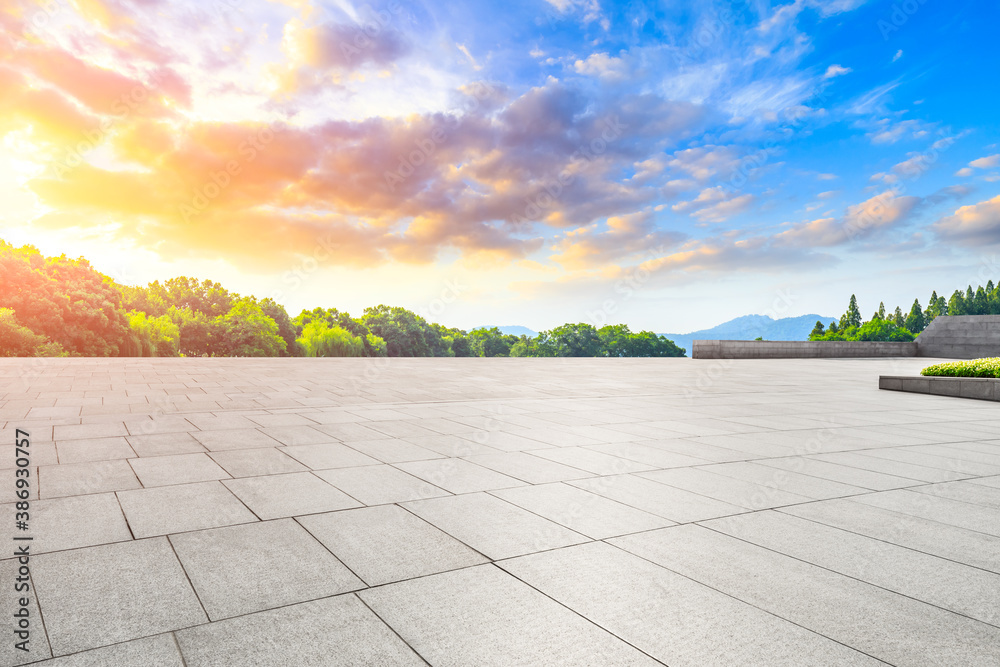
[0,242,685,358]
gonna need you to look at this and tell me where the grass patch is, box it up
[921,358,1000,378]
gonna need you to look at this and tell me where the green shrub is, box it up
[921,358,1000,378]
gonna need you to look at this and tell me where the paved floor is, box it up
[2,356,1000,666]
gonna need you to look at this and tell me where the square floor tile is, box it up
[128,453,231,487]
[223,472,361,519]
[0,493,131,554]
[125,433,207,458]
[169,519,363,620]
[176,594,424,666]
[40,460,141,499]
[395,458,525,494]
[118,481,258,538]
[208,448,307,477]
[55,437,136,464]
[298,504,487,585]
[491,482,673,539]
[314,465,448,505]
[190,429,281,451]
[359,564,658,666]
[32,538,206,655]
[401,492,588,560]
[26,634,184,666]
[281,443,381,470]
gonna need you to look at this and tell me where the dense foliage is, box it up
[808,281,1000,342]
[0,242,686,358]
[921,358,1000,378]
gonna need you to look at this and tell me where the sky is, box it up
[1,0,998,333]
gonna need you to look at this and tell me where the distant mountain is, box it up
[661,314,836,355]
[473,325,538,337]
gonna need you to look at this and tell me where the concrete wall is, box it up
[915,315,1000,359]
[691,315,1000,360]
[693,340,917,359]
[879,375,1000,401]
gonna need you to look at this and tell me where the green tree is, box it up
[904,299,925,334]
[0,241,130,355]
[893,306,905,326]
[216,298,286,356]
[0,308,64,356]
[469,327,518,357]
[297,321,366,356]
[121,311,180,357]
[362,305,433,357]
[840,294,862,329]
[808,321,826,340]
[260,298,302,356]
[543,323,603,357]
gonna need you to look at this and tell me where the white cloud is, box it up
[970,154,1000,169]
[823,64,851,79]
[955,167,975,177]
[892,49,903,62]
[573,52,627,80]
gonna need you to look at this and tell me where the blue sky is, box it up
[2,0,999,331]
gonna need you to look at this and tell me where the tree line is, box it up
[0,241,685,358]
[810,282,1000,342]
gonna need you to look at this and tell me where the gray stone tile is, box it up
[852,489,1000,537]
[638,467,812,509]
[500,541,882,666]
[128,453,231,487]
[341,437,445,463]
[403,433,501,457]
[246,413,319,427]
[256,425,334,446]
[169,519,363,620]
[395,458,526,494]
[811,452,967,483]
[360,564,659,666]
[530,446,655,475]
[176,594,424,666]
[491,482,673,539]
[586,442,713,469]
[314,464,448,505]
[125,432,207,457]
[612,524,1000,666]
[32,538,206,655]
[223,472,361,519]
[0,493,131,554]
[1,558,52,665]
[123,416,196,436]
[780,498,1000,573]
[118,481,258,537]
[697,461,870,499]
[463,451,596,483]
[859,448,1000,477]
[28,634,184,666]
[280,442,382,470]
[298,504,488,585]
[40,460,141,499]
[183,415,258,431]
[311,422,386,441]
[909,479,1000,509]
[704,510,1000,627]
[52,422,128,441]
[569,473,747,523]
[756,456,919,491]
[401,492,588,559]
[190,429,282,451]
[55,437,136,464]
[208,448,307,477]
[1,441,59,466]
